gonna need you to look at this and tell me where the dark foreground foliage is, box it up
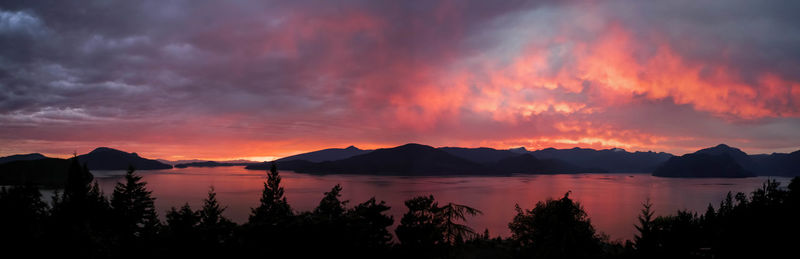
[1,158,798,258]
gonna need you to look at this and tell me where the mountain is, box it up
[157,159,206,166]
[530,147,673,173]
[695,144,760,173]
[276,145,371,163]
[750,150,800,176]
[77,147,173,170]
[652,144,756,178]
[175,161,257,168]
[0,158,71,186]
[493,154,604,174]
[0,153,48,164]
[439,147,519,164]
[249,143,600,176]
[250,143,489,175]
[508,147,529,154]
[672,144,800,176]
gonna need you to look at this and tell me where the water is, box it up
[79,167,790,241]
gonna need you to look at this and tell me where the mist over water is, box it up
[85,167,790,241]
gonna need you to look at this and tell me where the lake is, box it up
[76,167,791,241]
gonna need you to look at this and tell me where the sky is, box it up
[1,0,799,161]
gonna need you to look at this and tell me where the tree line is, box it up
[1,158,798,258]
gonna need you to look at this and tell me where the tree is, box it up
[395,195,482,252]
[345,197,394,250]
[314,184,347,219]
[509,191,601,259]
[439,202,482,244]
[49,158,114,257]
[198,186,235,250]
[249,162,292,225]
[166,203,200,236]
[110,166,160,240]
[0,185,49,251]
[164,203,202,258]
[396,195,445,251]
[634,198,656,255]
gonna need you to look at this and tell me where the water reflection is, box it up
[84,167,790,241]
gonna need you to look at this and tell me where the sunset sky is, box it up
[1,0,799,161]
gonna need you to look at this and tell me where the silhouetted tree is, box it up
[197,186,235,255]
[345,197,394,250]
[111,166,160,242]
[242,162,296,256]
[315,184,348,219]
[439,202,482,244]
[49,158,114,257]
[249,162,292,224]
[0,185,48,252]
[634,199,656,256]
[396,195,445,252]
[395,195,482,257]
[509,191,602,259]
[164,203,202,257]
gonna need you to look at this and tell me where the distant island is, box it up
[653,144,800,178]
[175,161,258,168]
[2,143,799,183]
[248,143,799,178]
[0,147,171,186]
[76,147,172,170]
[246,143,603,175]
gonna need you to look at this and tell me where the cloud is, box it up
[0,0,799,159]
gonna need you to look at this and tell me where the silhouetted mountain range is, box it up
[3,144,799,181]
[0,158,71,186]
[492,153,602,174]
[439,147,519,164]
[530,147,673,173]
[175,161,257,168]
[653,145,755,178]
[650,144,800,177]
[159,159,257,166]
[277,145,371,163]
[247,143,600,175]
[0,153,47,164]
[249,144,486,175]
[76,147,172,170]
[750,150,800,177]
[0,147,172,186]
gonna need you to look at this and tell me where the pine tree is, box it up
[249,162,292,225]
[198,186,235,249]
[634,198,656,255]
[110,166,160,240]
[314,184,347,219]
[439,202,482,244]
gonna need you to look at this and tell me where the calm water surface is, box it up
[75,167,790,241]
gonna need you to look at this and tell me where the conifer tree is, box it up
[249,162,292,225]
[111,166,160,239]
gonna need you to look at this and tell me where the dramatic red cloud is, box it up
[2,1,799,159]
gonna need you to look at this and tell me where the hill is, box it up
[276,145,370,163]
[250,143,488,175]
[250,144,596,175]
[653,144,756,178]
[439,147,519,164]
[77,147,172,170]
[0,158,71,186]
[0,153,48,164]
[530,147,673,173]
[749,150,800,176]
[493,154,604,174]
[175,161,257,168]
